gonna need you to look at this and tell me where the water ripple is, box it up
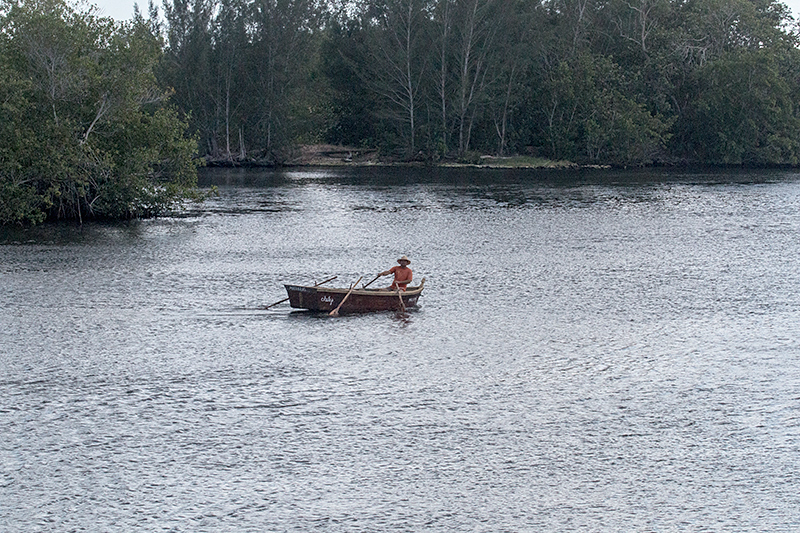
[2,168,800,531]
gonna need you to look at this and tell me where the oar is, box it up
[329,276,363,317]
[362,274,382,289]
[263,275,337,309]
[396,289,406,313]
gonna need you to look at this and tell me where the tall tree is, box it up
[162,0,215,153]
[247,0,322,160]
[485,0,540,155]
[320,19,381,146]
[213,0,249,160]
[359,0,432,157]
[432,0,454,156]
[450,0,510,155]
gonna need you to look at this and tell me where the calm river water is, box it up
[2,166,800,531]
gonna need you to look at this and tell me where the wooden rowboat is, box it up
[284,278,425,313]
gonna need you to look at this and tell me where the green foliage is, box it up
[9,0,790,175]
[527,54,671,165]
[311,0,800,166]
[675,48,800,165]
[0,0,201,225]
[319,20,380,147]
[160,0,323,162]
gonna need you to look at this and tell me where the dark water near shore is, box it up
[2,166,800,531]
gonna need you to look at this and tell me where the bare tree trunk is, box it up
[454,0,501,156]
[494,64,515,156]
[437,0,453,156]
[457,0,478,155]
[225,76,232,160]
[572,0,591,54]
[365,0,426,158]
[614,0,656,56]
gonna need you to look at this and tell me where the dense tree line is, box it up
[3,0,800,224]
[0,0,200,225]
[158,0,800,166]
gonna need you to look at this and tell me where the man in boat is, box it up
[378,255,413,291]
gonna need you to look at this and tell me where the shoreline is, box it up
[202,144,800,171]
[203,144,587,170]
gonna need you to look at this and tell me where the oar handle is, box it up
[315,275,338,287]
[362,274,382,289]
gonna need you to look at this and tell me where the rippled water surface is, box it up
[2,167,800,531]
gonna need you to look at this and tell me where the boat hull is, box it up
[284,281,424,313]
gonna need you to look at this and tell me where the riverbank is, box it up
[205,144,583,169]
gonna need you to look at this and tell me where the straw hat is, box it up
[397,255,411,264]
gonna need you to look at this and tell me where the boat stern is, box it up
[285,284,323,310]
